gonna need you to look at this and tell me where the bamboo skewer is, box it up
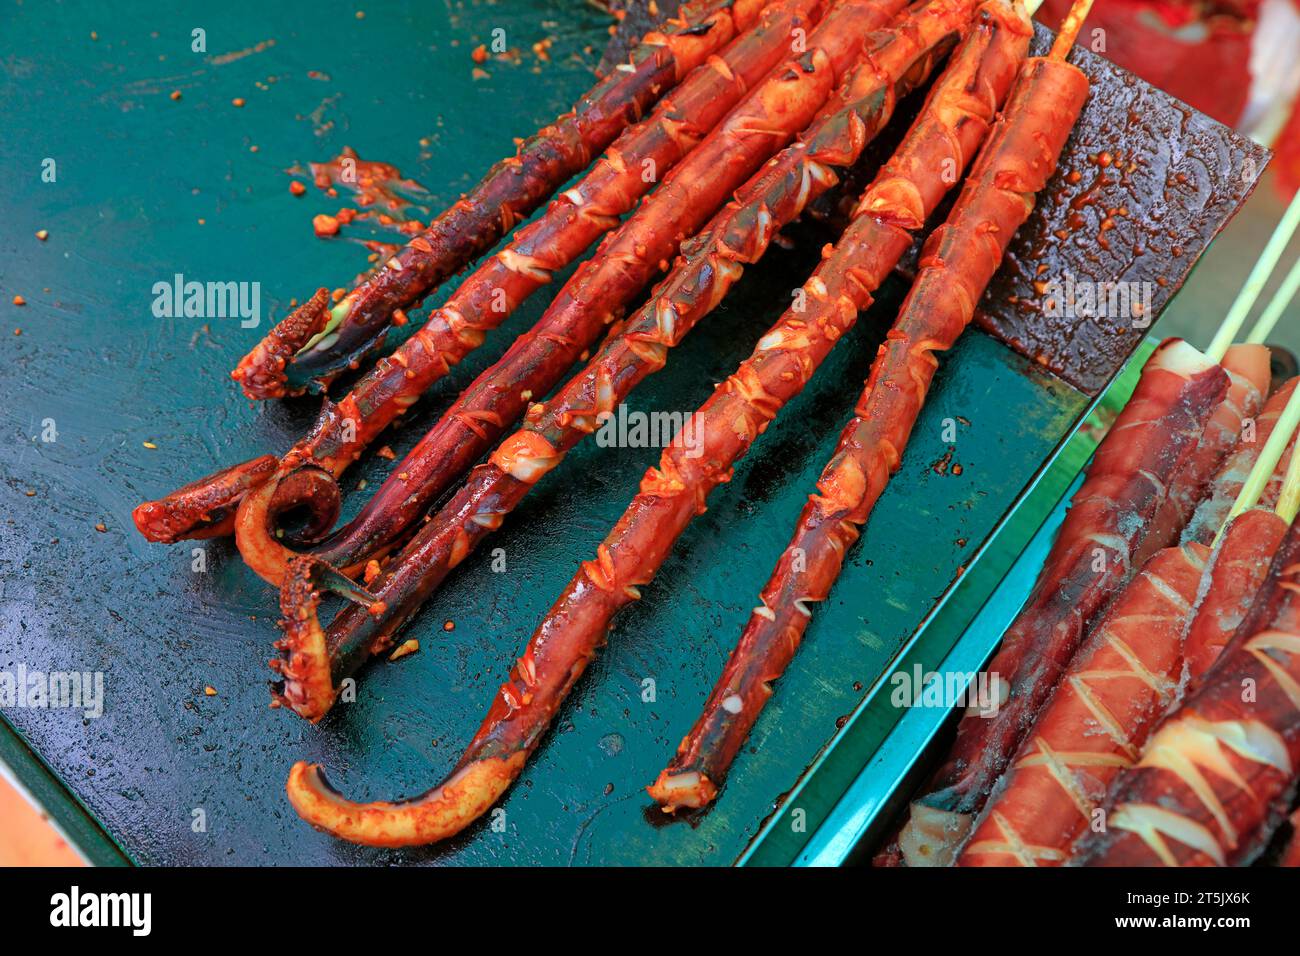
[658,0,1094,829]
[1047,0,1093,58]
[1274,437,1300,523]
[960,195,1300,864]
[1245,254,1300,345]
[1146,189,1300,548]
[279,0,1025,843]
[884,0,1300,867]
[1175,380,1300,679]
[1074,513,1300,866]
[1206,188,1300,361]
[1214,384,1300,544]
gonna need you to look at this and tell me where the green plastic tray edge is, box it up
[0,711,133,866]
[0,337,1153,871]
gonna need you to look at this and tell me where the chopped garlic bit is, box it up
[388,638,419,661]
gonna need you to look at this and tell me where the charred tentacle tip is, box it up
[647,767,718,812]
[133,454,279,543]
[272,555,378,722]
[286,751,527,847]
[232,288,332,400]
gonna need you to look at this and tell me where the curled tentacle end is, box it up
[273,555,379,721]
[273,557,340,722]
[232,288,332,400]
[647,768,718,813]
[236,467,342,586]
[286,752,527,847]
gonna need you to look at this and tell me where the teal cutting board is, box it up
[0,1,1266,865]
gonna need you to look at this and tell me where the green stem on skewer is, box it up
[1048,0,1092,58]
[1245,253,1300,346]
[1207,189,1300,361]
[1215,383,1300,544]
[1275,431,1300,524]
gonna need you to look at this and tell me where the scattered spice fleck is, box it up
[355,10,365,18]
[94,522,107,533]
[12,295,25,307]
[169,90,182,101]
[143,441,158,449]
[289,180,307,196]
[232,97,246,107]
[443,620,455,632]
[472,67,490,81]
[389,639,419,662]
[471,44,489,64]
[204,686,218,696]
[363,559,381,585]
[313,214,340,237]
[377,445,396,460]
[35,230,48,241]
[24,489,35,497]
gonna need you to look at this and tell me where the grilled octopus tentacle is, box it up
[282,0,985,844]
[228,0,836,584]
[274,0,974,726]
[234,0,761,399]
[230,288,332,401]
[135,0,775,546]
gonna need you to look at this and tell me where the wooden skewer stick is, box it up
[1207,188,1300,361]
[1049,0,1094,59]
[1245,254,1300,345]
[1275,434,1300,524]
[1023,0,1047,18]
[1215,383,1300,544]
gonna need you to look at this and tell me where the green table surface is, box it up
[0,1,1266,865]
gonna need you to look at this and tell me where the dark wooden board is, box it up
[812,22,1270,393]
